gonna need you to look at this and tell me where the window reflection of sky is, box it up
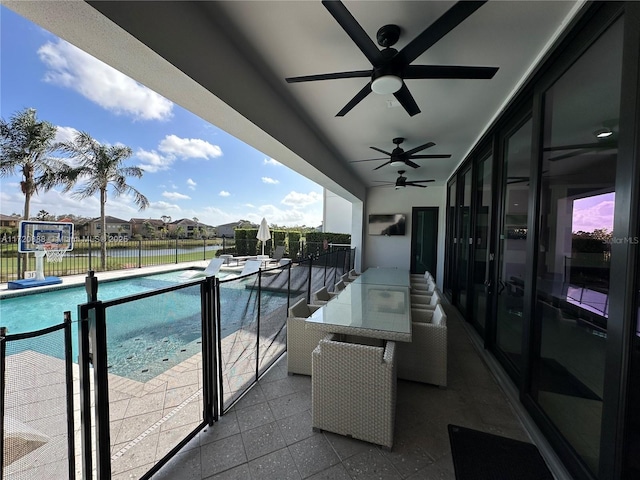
[572,192,615,233]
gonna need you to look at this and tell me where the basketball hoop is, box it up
[43,243,67,263]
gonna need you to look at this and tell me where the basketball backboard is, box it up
[18,221,74,253]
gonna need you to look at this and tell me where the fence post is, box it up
[90,302,111,479]
[175,238,179,264]
[88,238,92,271]
[256,268,262,381]
[85,270,98,302]
[138,239,142,268]
[78,305,93,480]
[0,326,6,476]
[63,311,76,480]
[203,238,206,260]
[307,255,313,304]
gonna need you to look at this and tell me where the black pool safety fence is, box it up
[0,248,353,480]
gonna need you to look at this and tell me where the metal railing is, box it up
[1,248,354,479]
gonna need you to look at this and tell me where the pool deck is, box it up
[2,261,284,479]
[0,261,246,298]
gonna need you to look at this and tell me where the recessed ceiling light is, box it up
[594,128,613,138]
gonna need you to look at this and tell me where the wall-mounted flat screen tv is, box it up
[368,214,406,236]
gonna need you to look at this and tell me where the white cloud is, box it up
[54,125,79,144]
[219,191,230,197]
[137,149,170,173]
[263,158,281,166]
[162,191,191,200]
[136,135,222,172]
[262,177,279,185]
[159,135,222,159]
[148,201,181,211]
[38,39,173,121]
[186,178,197,190]
[281,191,322,207]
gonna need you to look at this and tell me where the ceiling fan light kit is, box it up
[371,74,403,94]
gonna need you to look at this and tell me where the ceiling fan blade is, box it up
[406,183,428,188]
[404,65,498,80]
[373,160,392,171]
[404,159,421,169]
[543,140,616,152]
[286,70,372,83]
[410,154,452,159]
[398,1,487,65]
[336,83,372,116]
[370,146,393,156]
[322,0,383,65]
[410,179,436,183]
[393,84,420,116]
[403,141,435,156]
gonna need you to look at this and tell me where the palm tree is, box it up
[0,108,66,277]
[58,131,149,270]
[0,108,61,219]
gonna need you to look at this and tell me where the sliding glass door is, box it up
[530,17,623,475]
[470,152,493,333]
[494,116,532,377]
[456,167,473,316]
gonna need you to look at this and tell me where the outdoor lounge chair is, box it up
[312,333,397,449]
[179,257,224,280]
[311,286,338,306]
[266,245,286,265]
[397,304,447,387]
[286,298,324,375]
[334,280,347,292]
[4,415,50,465]
[341,272,353,284]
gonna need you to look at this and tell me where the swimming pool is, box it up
[0,269,288,382]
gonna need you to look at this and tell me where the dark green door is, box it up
[410,207,438,276]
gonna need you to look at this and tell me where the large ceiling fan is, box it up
[285,0,499,117]
[374,170,435,189]
[350,137,451,170]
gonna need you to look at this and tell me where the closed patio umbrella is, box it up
[257,217,271,257]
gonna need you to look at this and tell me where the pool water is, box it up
[0,269,287,382]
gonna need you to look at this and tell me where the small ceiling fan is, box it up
[374,170,435,189]
[285,0,498,117]
[350,137,451,171]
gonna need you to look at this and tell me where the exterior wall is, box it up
[364,185,446,287]
[323,188,352,234]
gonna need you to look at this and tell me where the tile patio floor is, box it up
[149,303,539,480]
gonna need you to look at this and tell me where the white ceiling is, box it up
[6,0,585,198]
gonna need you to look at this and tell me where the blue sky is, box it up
[0,7,323,228]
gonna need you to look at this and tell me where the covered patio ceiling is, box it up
[6,1,585,201]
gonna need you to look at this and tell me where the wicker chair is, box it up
[397,304,447,387]
[341,272,353,284]
[286,298,324,376]
[312,334,397,449]
[411,277,436,293]
[411,290,441,310]
[410,271,434,285]
[311,286,338,306]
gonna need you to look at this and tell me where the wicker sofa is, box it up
[397,304,447,387]
[311,333,397,449]
[286,298,324,376]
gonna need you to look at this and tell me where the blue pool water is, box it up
[0,269,287,382]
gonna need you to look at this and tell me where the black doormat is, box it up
[448,424,554,480]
